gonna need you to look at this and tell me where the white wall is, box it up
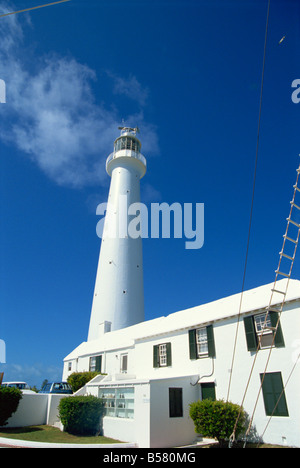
[1,393,68,429]
[3,394,48,428]
[63,347,136,380]
[149,377,199,448]
[132,382,150,448]
[47,394,70,426]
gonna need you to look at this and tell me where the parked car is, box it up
[1,381,36,394]
[39,382,73,394]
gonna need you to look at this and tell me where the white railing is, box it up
[106,150,146,168]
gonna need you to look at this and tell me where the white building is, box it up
[63,278,300,448]
[63,129,300,448]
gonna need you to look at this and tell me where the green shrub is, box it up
[58,395,103,435]
[0,387,23,426]
[67,372,104,393]
[189,399,246,446]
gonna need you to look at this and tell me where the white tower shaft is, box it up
[88,128,146,341]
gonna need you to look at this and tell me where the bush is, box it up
[0,387,23,426]
[58,395,103,435]
[67,372,104,393]
[189,399,246,446]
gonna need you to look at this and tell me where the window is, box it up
[159,343,167,366]
[254,313,273,349]
[68,362,72,372]
[153,343,172,367]
[114,136,141,153]
[196,327,209,356]
[169,388,183,418]
[100,387,134,419]
[120,354,128,373]
[260,372,289,417]
[244,311,285,352]
[189,325,216,359]
[89,355,102,372]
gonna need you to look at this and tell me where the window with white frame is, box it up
[189,326,216,360]
[153,342,172,368]
[159,343,167,366]
[254,313,273,349]
[196,327,209,357]
[244,311,285,352]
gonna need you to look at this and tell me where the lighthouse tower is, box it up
[87,127,146,341]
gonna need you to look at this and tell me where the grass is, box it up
[0,425,123,444]
[0,426,290,448]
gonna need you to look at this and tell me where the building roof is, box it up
[64,278,300,360]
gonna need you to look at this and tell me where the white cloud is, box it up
[107,71,149,107]
[0,3,159,188]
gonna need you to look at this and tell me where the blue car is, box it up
[39,382,72,394]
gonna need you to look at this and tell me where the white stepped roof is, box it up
[64,278,300,360]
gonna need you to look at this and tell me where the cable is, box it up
[242,165,300,442]
[0,0,71,19]
[231,160,300,447]
[226,0,271,404]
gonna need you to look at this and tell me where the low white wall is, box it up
[3,393,48,428]
[47,394,70,426]
[1,393,68,428]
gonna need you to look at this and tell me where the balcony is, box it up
[106,150,146,169]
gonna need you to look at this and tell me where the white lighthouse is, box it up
[87,127,146,341]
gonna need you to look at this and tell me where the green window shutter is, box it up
[243,316,257,352]
[260,372,289,417]
[153,345,159,368]
[95,355,102,372]
[166,342,172,367]
[169,388,183,418]
[201,382,216,401]
[189,329,197,360]
[269,311,285,348]
[206,325,216,358]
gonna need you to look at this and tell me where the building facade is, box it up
[63,279,300,448]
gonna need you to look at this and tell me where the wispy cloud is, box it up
[107,70,149,107]
[0,2,159,189]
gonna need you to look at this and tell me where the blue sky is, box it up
[0,0,299,388]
